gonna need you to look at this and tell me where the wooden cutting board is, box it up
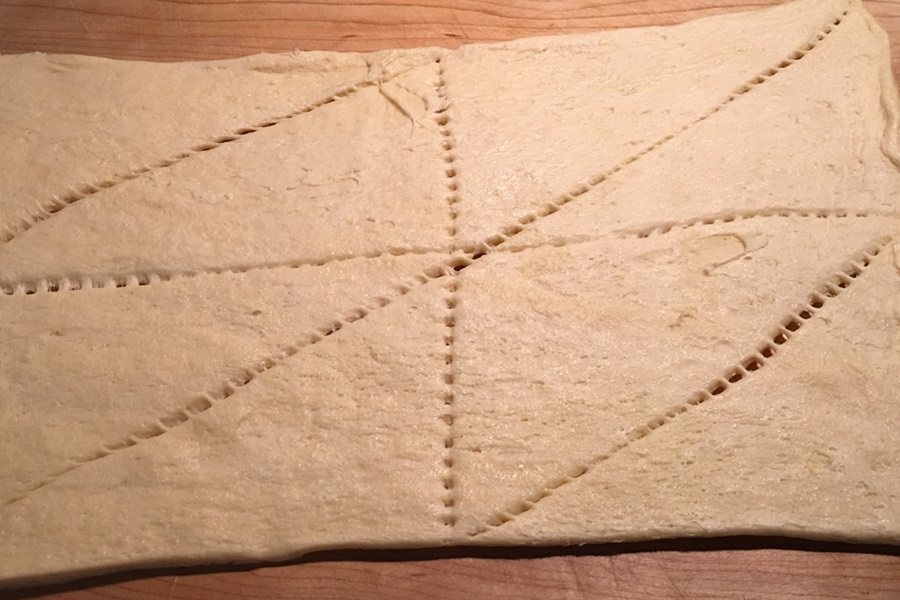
[1,1,899,598]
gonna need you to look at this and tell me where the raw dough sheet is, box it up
[0,0,898,588]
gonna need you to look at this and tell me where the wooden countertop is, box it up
[1,1,899,598]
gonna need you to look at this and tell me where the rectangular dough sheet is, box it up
[0,0,898,588]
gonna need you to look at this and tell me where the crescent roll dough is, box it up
[0,0,897,588]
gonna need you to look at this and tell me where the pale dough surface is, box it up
[0,0,898,588]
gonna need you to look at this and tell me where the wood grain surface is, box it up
[1,1,900,599]
[4,540,900,600]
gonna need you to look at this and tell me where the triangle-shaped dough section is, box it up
[451,216,897,533]
[0,49,440,238]
[510,4,900,250]
[0,252,444,506]
[0,61,451,283]
[444,0,851,247]
[0,279,453,587]
[469,243,899,543]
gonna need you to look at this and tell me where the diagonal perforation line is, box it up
[0,260,465,511]
[483,207,900,256]
[618,207,897,239]
[0,71,395,247]
[462,7,850,259]
[467,236,891,537]
[0,246,447,297]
